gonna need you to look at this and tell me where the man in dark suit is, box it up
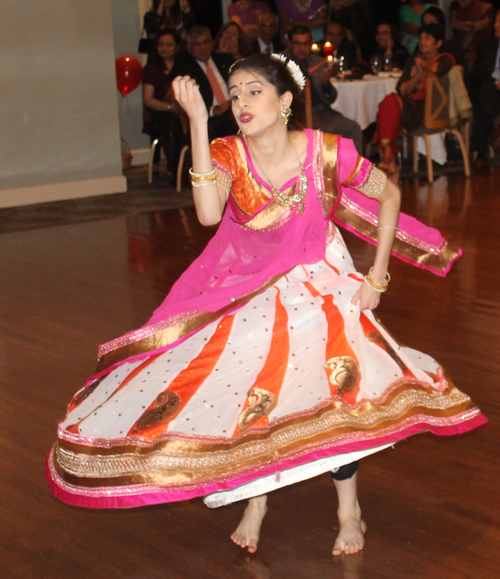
[172,26,237,140]
[250,12,283,55]
[285,25,362,153]
[470,10,500,172]
[324,21,359,71]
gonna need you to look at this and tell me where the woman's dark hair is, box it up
[422,6,446,29]
[154,27,181,48]
[152,0,180,17]
[418,23,445,44]
[228,54,305,131]
[213,22,253,58]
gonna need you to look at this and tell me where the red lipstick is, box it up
[240,113,254,123]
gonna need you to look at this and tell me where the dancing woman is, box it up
[46,54,485,556]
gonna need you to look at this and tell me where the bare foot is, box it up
[332,516,367,556]
[231,495,267,553]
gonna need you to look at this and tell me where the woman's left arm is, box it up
[351,179,401,311]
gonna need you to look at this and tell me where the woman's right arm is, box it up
[172,76,228,226]
[143,83,175,111]
[399,59,425,95]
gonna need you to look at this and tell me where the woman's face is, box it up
[162,0,176,9]
[419,32,441,56]
[228,69,292,137]
[376,24,392,48]
[222,25,239,50]
[157,34,177,59]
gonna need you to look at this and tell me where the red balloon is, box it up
[115,56,143,96]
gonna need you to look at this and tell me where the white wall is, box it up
[112,0,151,159]
[0,0,126,207]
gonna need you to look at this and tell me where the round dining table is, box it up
[330,74,400,130]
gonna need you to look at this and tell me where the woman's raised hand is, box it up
[172,76,208,124]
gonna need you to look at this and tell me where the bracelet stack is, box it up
[364,267,391,293]
[189,167,217,187]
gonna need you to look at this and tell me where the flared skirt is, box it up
[46,228,485,508]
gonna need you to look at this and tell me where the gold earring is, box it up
[281,106,292,125]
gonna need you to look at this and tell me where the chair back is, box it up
[448,65,472,125]
[424,72,450,131]
[304,78,313,129]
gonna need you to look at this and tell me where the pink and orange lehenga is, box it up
[46,129,485,509]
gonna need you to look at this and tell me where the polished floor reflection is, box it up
[1,170,499,579]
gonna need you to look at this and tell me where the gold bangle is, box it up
[191,180,217,187]
[188,167,217,182]
[377,225,398,231]
[368,267,390,285]
[364,275,388,293]
[364,268,390,292]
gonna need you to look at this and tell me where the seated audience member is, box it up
[251,12,283,54]
[371,22,409,71]
[172,26,237,139]
[143,0,195,41]
[469,10,500,172]
[277,0,327,46]
[399,0,434,55]
[450,0,493,70]
[330,0,373,59]
[323,21,360,71]
[229,0,271,43]
[142,29,185,177]
[422,6,467,67]
[374,24,455,174]
[284,25,363,153]
[214,21,253,61]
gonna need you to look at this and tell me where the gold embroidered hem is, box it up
[53,382,476,488]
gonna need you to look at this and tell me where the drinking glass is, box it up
[336,56,346,81]
[383,56,393,72]
[370,55,381,75]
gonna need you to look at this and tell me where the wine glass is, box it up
[370,55,381,75]
[383,56,393,72]
[336,56,346,81]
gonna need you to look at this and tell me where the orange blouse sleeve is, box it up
[210,137,236,198]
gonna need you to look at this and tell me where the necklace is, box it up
[245,135,308,216]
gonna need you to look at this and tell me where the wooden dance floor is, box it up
[2,171,499,579]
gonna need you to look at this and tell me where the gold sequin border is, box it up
[53,383,477,490]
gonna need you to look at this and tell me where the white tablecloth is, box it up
[331,76,399,130]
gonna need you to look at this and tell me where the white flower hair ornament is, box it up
[270,53,306,92]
